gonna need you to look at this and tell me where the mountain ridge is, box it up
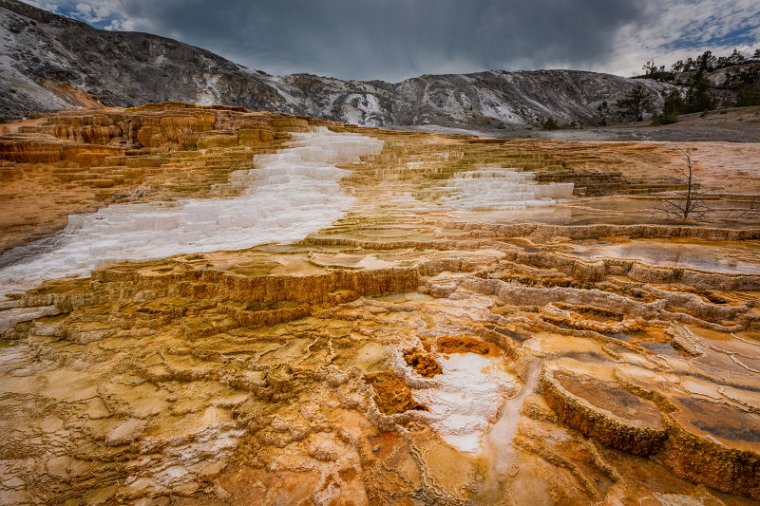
[0,0,671,128]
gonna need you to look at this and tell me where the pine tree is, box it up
[683,69,714,113]
[615,86,653,121]
[662,89,684,115]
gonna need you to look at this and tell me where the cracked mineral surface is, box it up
[0,104,759,505]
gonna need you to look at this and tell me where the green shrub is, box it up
[542,117,560,130]
[651,113,678,126]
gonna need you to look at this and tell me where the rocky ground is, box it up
[534,106,760,143]
[0,104,759,505]
[404,106,760,143]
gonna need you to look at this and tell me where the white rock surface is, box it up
[445,168,574,209]
[397,350,516,453]
[0,128,383,297]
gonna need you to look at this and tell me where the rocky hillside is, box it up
[667,61,760,108]
[0,0,670,128]
[0,0,300,119]
[282,70,670,129]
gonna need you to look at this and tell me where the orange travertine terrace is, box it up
[0,103,759,505]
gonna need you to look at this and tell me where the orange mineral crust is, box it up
[0,104,759,505]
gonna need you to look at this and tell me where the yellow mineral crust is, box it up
[0,104,759,504]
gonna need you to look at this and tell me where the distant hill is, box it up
[0,0,671,129]
[636,51,760,112]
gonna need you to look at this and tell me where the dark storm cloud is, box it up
[98,0,647,81]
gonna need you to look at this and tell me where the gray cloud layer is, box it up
[74,0,647,81]
[27,0,760,81]
[163,0,645,80]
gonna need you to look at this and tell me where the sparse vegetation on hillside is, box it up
[641,49,760,118]
[644,48,758,78]
[615,86,654,121]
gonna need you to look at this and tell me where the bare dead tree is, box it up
[662,148,713,222]
[733,194,760,220]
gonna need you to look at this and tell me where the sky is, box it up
[26,0,760,82]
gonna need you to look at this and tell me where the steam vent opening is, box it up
[1,2,760,503]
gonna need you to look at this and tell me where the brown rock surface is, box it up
[402,348,442,377]
[0,105,759,504]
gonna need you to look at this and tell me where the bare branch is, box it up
[734,195,760,219]
[661,147,714,223]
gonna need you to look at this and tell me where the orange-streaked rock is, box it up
[1,103,759,505]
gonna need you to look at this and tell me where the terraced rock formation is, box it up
[0,104,339,254]
[0,104,759,505]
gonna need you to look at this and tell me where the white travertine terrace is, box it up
[3,104,760,504]
[0,127,384,296]
[445,168,574,209]
[568,239,760,274]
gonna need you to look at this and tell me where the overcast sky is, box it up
[27,0,760,82]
